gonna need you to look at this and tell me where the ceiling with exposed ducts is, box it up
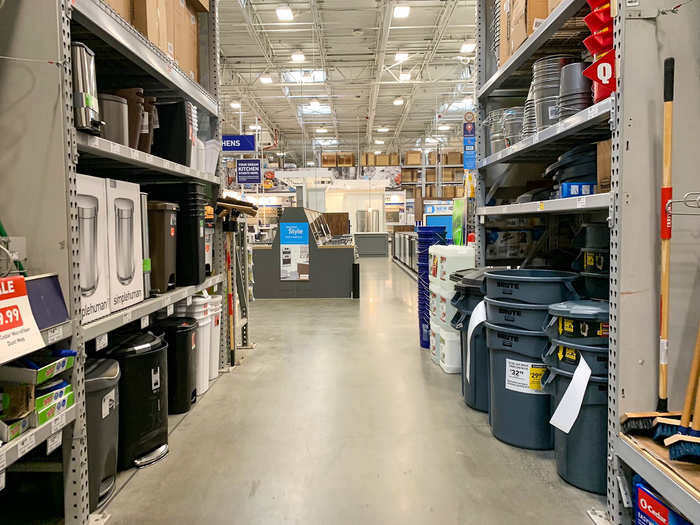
[219,0,476,165]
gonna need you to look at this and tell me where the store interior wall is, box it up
[326,189,386,234]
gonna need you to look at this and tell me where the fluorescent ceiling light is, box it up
[229,101,241,109]
[438,124,450,131]
[374,151,382,155]
[460,42,476,54]
[399,71,411,81]
[276,6,294,21]
[395,52,409,62]
[310,98,321,109]
[375,139,385,145]
[463,96,474,106]
[260,75,273,84]
[425,137,438,143]
[291,50,305,63]
[393,5,410,18]
[307,161,315,166]
[276,152,286,156]
[377,127,389,133]
[249,124,261,131]
[393,97,405,106]
[316,127,328,133]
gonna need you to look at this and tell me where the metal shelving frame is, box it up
[475,0,700,521]
[0,1,228,523]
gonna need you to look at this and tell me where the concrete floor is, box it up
[106,257,604,524]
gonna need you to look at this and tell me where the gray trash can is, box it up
[85,358,120,512]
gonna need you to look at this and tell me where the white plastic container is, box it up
[436,281,458,325]
[208,295,223,380]
[439,327,461,374]
[429,282,439,317]
[428,245,445,282]
[430,316,440,364]
[439,245,476,282]
[176,296,212,395]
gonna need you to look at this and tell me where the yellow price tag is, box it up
[529,366,546,390]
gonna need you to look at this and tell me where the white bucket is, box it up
[430,316,440,364]
[439,327,461,374]
[176,296,212,395]
[439,245,476,282]
[436,281,457,325]
[428,245,445,282]
[208,295,223,380]
[429,282,439,317]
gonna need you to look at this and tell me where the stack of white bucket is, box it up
[176,293,223,395]
[428,245,476,373]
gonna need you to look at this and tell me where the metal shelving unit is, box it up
[477,192,609,215]
[475,0,700,519]
[76,133,219,184]
[0,1,229,523]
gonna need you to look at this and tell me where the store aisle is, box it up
[106,257,603,524]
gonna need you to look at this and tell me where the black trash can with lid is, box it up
[107,330,169,470]
[147,201,179,293]
[85,358,120,512]
[156,317,198,414]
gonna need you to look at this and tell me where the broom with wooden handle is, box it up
[667,345,700,462]
[656,324,700,442]
[622,58,682,434]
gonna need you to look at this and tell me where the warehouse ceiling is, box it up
[219,0,476,165]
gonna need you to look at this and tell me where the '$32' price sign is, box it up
[0,305,23,331]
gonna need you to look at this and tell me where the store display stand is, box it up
[0,1,233,523]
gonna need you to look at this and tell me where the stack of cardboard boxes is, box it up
[105,0,208,82]
[499,0,549,64]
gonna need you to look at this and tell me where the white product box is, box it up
[77,174,111,324]
[106,179,144,312]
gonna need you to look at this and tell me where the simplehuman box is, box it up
[106,179,145,312]
[77,174,111,324]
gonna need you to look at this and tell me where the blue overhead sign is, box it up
[236,159,262,184]
[222,134,256,152]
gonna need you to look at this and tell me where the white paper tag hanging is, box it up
[466,300,486,384]
[549,356,592,433]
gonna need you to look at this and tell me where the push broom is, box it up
[655,324,700,442]
[622,58,682,434]
[667,359,700,462]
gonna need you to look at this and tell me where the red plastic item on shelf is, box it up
[584,4,612,33]
[593,82,615,102]
[583,50,616,101]
[583,25,614,55]
[586,0,608,9]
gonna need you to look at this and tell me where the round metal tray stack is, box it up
[532,55,576,131]
[522,85,537,138]
[503,106,524,147]
[558,62,593,120]
[486,108,507,155]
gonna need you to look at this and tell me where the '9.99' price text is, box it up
[0,305,23,331]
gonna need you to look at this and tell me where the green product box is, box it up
[35,384,73,412]
[0,355,75,385]
[31,391,74,427]
[0,413,31,443]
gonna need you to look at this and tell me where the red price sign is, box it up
[0,305,23,331]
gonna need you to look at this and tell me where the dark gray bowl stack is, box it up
[557,62,593,121]
[533,55,576,131]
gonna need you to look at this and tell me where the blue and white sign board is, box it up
[280,223,310,281]
[236,159,262,184]
[222,134,256,152]
[463,137,476,170]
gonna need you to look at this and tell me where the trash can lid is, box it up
[106,330,165,358]
[147,200,180,212]
[453,266,508,292]
[85,358,121,392]
[155,316,198,333]
[548,299,609,320]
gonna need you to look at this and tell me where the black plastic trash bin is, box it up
[107,330,169,470]
[85,358,120,512]
[156,317,198,414]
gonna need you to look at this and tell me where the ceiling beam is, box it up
[390,0,460,149]
[365,0,394,147]
[310,0,339,137]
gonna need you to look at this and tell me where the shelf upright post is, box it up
[474,0,489,266]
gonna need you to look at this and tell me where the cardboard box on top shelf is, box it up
[321,153,337,167]
[106,0,131,22]
[360,153,368,166]
[442,168,455,182]
[389,153,400,166]
[173,0,199,80]
[188,0,209,11]
[405,150,422,166]
[447,151,463,165]
[366,153,375,166]
[455,185,465,198]
[442,185,455,199]
[337,152,355,167]
[596,139,611,193]
[376,154,390,166]
[547,0,564,14]
[499,0,511,64]
[426,168,436,183]
[509,0,549,55]
[133,0,171,57]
